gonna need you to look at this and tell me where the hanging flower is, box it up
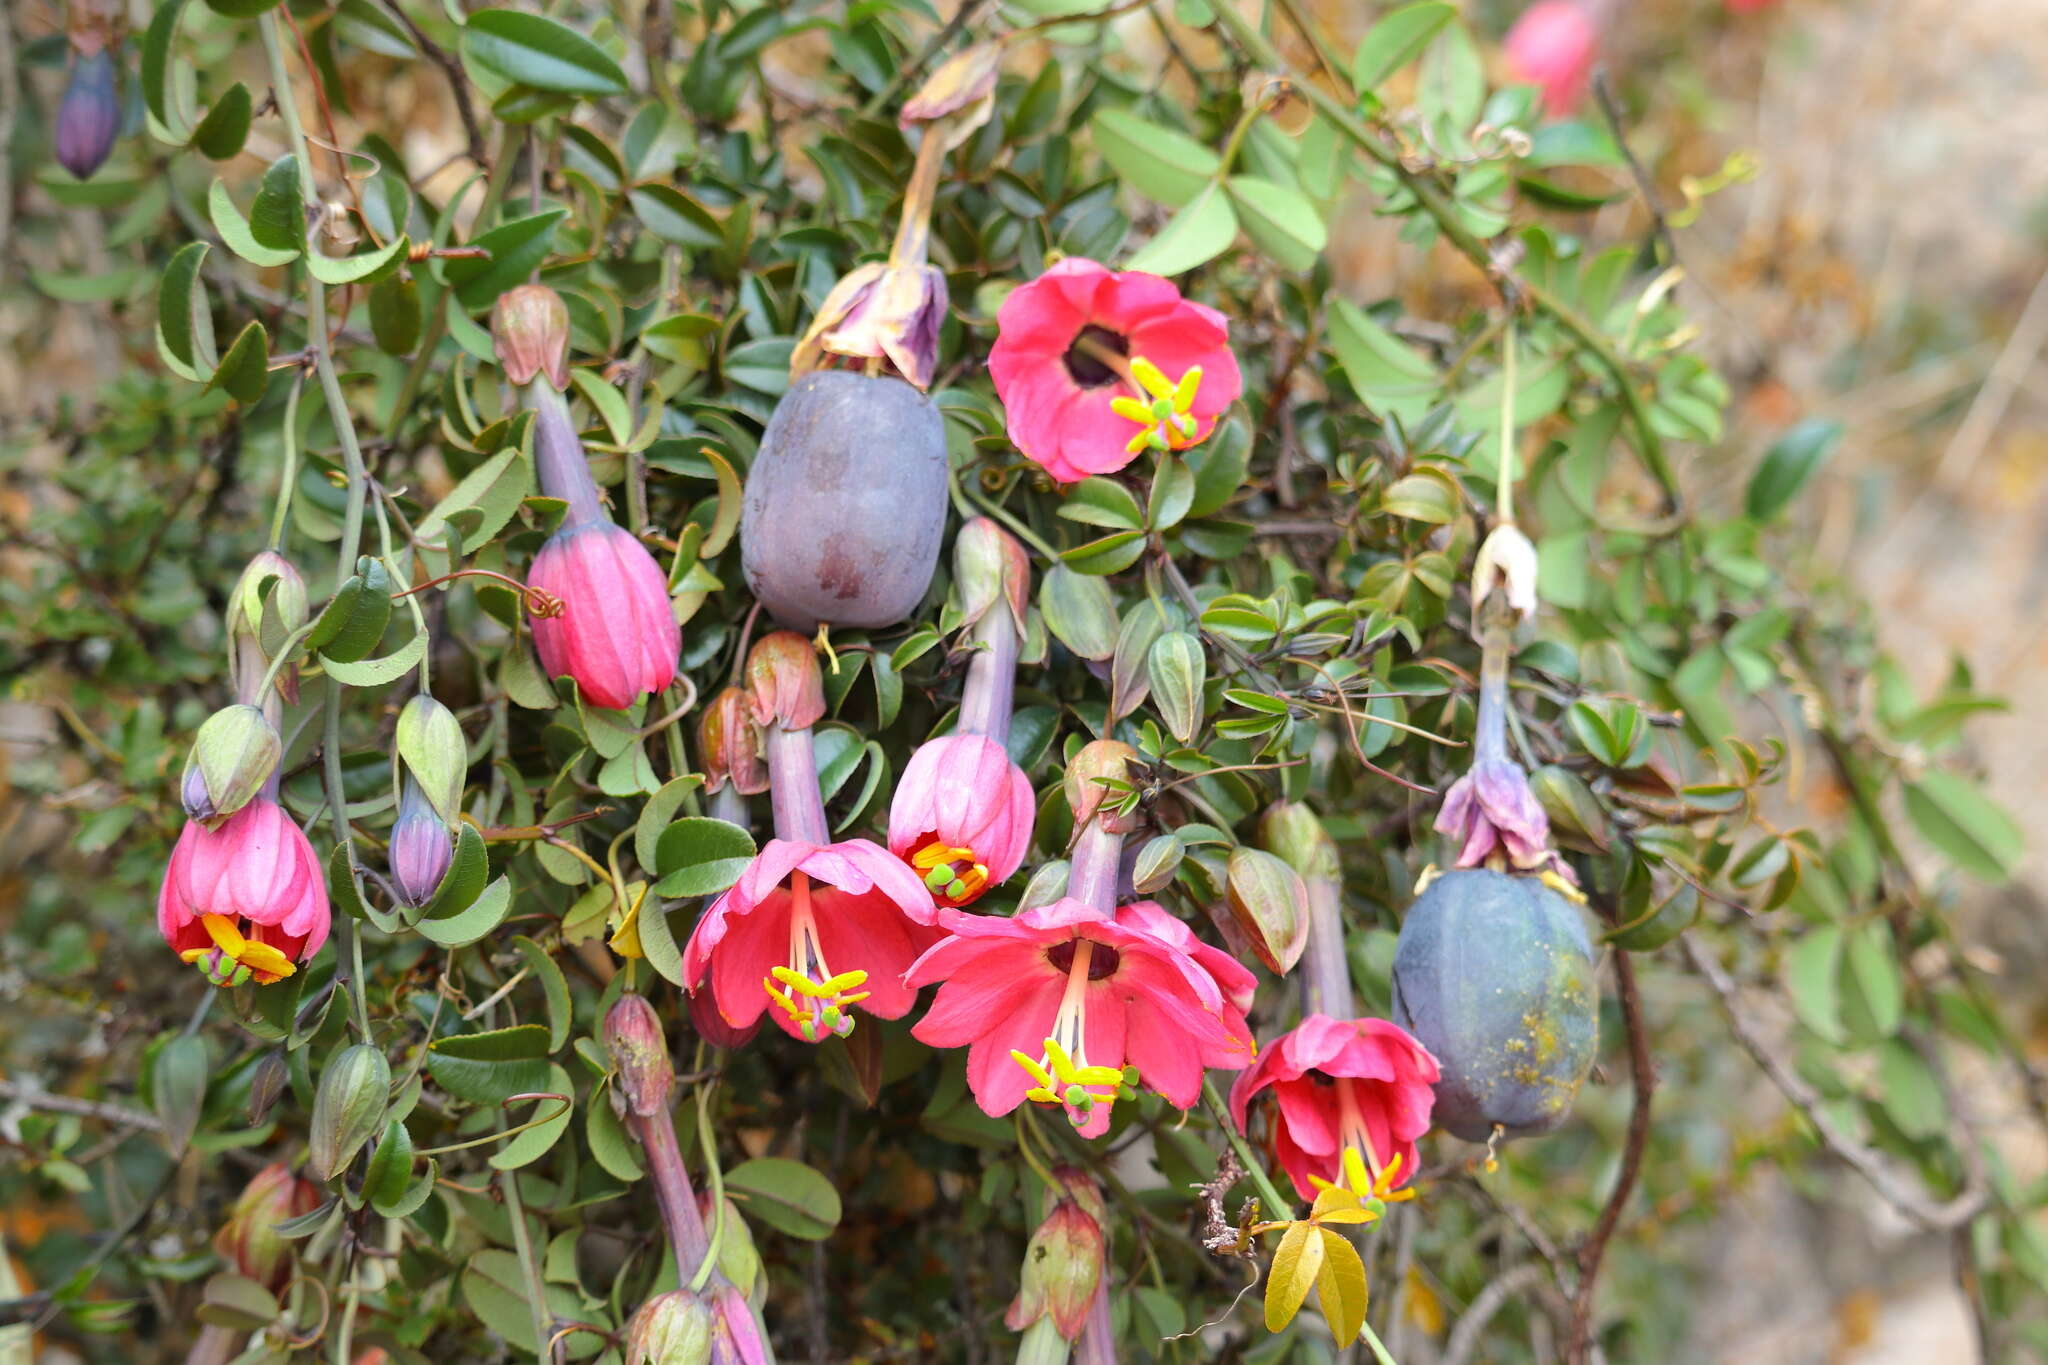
[906,897,1256,1137]
[1229,1014,1439,1203]
[214,1163,321,1291]
[887,734,1034,908]
[1004,1166,1106,1342]
[989,257,1241,484]
[159,797,330,987]
[682,839,941,1042]
[528,518,680,710]
[1503,0,1600,117]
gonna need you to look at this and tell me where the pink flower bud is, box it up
[900,43,1001,127]
[55,51,119,181]
[388,779,453,908]
[625,1290,714,1365]
[952,517,1030,633]
[528,520,680,711]
[698,686,768,796]
[604,994,675,1118]
[1003,1187,1105,1341]
[1504,0,1600,117]
[214,1162,321,1291]
[1062,740,1139,833]
[744,631,825,732]
[888,733,1034,908]
[492,284,571,390]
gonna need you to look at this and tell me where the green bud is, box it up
[624,1290,714,1365]
[1129,834,1183,895]
[227,550,310,648]
[182,704,281,825]
[1062,739,1138,832]
[308,1044,391,1182]
[394,695,467,824]
[1220,846,1311,976]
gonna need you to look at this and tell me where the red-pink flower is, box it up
[1114,900,1257,1035]
[1229,1014,1439,1201]
[1504,0,1599,116]
[887,734,1035,908]
[989,257,1240,484]
[682,838,940,1042]
[906,898,1256,1137]
[529,519,680,711]
[158,796,330,987]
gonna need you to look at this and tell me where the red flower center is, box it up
[1062,325,1128,388]
[1045,939,1120,979]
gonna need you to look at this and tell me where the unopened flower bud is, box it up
[54,50,119,181]
[228,551,310,647]
[1221,846,1311,975]
[699,686,768,796]
[624,1291,715,1365]
[744,631,825,732]
[492,283,571,390]
[388,780,453,908]
[308,1044,390,1182]
[394,695,467,824]
[1129,834,1182,895]
[1062,739,1139,833]
[181,704,281,826]
[604,994,675,1118]
[1003,1167,1106,1341]
[953,516,1030,632]
[214,1162,320,1292]
[1258,801,1340,884]
[1472,522,1539,625]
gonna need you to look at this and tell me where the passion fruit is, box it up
[740,370,948,631]
[1389,867,1598,1142]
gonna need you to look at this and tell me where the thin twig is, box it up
[0,1080,163,1132]
[1566,947,1653,1363]
[1442,1262,1548,1365]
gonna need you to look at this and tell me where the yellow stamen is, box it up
[183,913,296,987]
[761,872,869,1041]
[1108,354,1204,456]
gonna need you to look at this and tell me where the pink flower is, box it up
[989,257,1240,484]
[1504,0,1599,117]
[906,897,1256,1137]
[158,796,330,987]
[887,734,1035,908]
[1229,1014,1439,1201]
[682,838,940,1042]
[1114,900,1257,1029]
[528,519,680,711]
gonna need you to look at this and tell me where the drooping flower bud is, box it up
[1004,1166,1107,1342]
[213,1162,321,1292]
[1219,846,1311,976]
[492,284,572,391]
[308,1044,390,1182]
[388,779,453,908]
[180,704,282,826]
[698,686,768,796]
[790,262,949,392]
[624,1291,715,1365]
[952,516,1030,635]
[899,43,1000,132]
[1471,522,1539,626]
[604,994,675,1118]
[226,550,310,704]
[744,631,825,732]
[54,50,119,181]
[1062,739,1139,834]
[394,695,466,823]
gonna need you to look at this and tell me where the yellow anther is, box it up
[187,913,296,983]
[769,965,870,998]
[1110,354,1203,456]
[1011,1050,1055,1091]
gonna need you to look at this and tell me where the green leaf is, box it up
[635,775,704,872]
[1224,176,1326,272]
[628,184,723,248]
[1328,299,1439,423]
[208,178,300,267]
[1061,531,1148,576]
[653,818,757,898]
[334,0,418,58]
[151,1034,208,1154]
[190,83,252,160]
[1783,924,1844,1045]
[463,9,630,96]
[322,632,425,688]
[1841,919,1903,1041]
[206,321,270,404]
[1058,477,1146,531]
[1903,770,2023,882]
[1039,563,1118,661]
[362,1118,414,1211]
[1147,631,1207,744]
[511,936,573,1053]
[1090,107,1221,208]
[306,234,409,286]
[1125,182,1237,276]
[414,875,513,948]
[427,1025,551,1105]
[1745,418,1843,521]
[489,1064,573,1170]
[1353,1,1456,91]
[1148,457,1196,530]
[202,0,284,17]
[142,0,188,137]
[155,241,216,381]
[1264,1221,1323,1333]
[249,156,306,254]
[369,275,422,354]
[1380,468,1461,523]
[724,1158,843,1240]
[445,209,568,311]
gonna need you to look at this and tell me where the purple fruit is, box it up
[740,370,948,631]
[55,50,119,181]
[1389,867,1598,1142]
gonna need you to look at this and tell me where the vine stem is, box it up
[1564,943,1653,1363]
[1203,3,1679,513]
[261,10,374,1043]
[1497,315,1517,525]
[268,370,305,549]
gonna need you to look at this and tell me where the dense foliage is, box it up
[2,1,2042,1363]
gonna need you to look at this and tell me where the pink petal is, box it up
[707,887,791,1030]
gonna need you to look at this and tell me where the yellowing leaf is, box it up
[1263,1221,1324,1334]
[1314,1230,1370,1346]
[1310,1186,1366,1220]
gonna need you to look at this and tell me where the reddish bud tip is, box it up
[745,631,826,732]
[604,994,675,1118]
[699,686,768,796]
[492,284,571,390]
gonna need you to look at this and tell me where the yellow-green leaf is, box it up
[1314,1229,1370,1345]
[1263,1221,1324,1333]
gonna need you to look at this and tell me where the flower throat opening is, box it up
[1063,325,1128,387]
[1013,939,1125,1131]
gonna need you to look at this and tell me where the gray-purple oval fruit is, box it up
[1389,867,1598,1142]
[740,371,948,631]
